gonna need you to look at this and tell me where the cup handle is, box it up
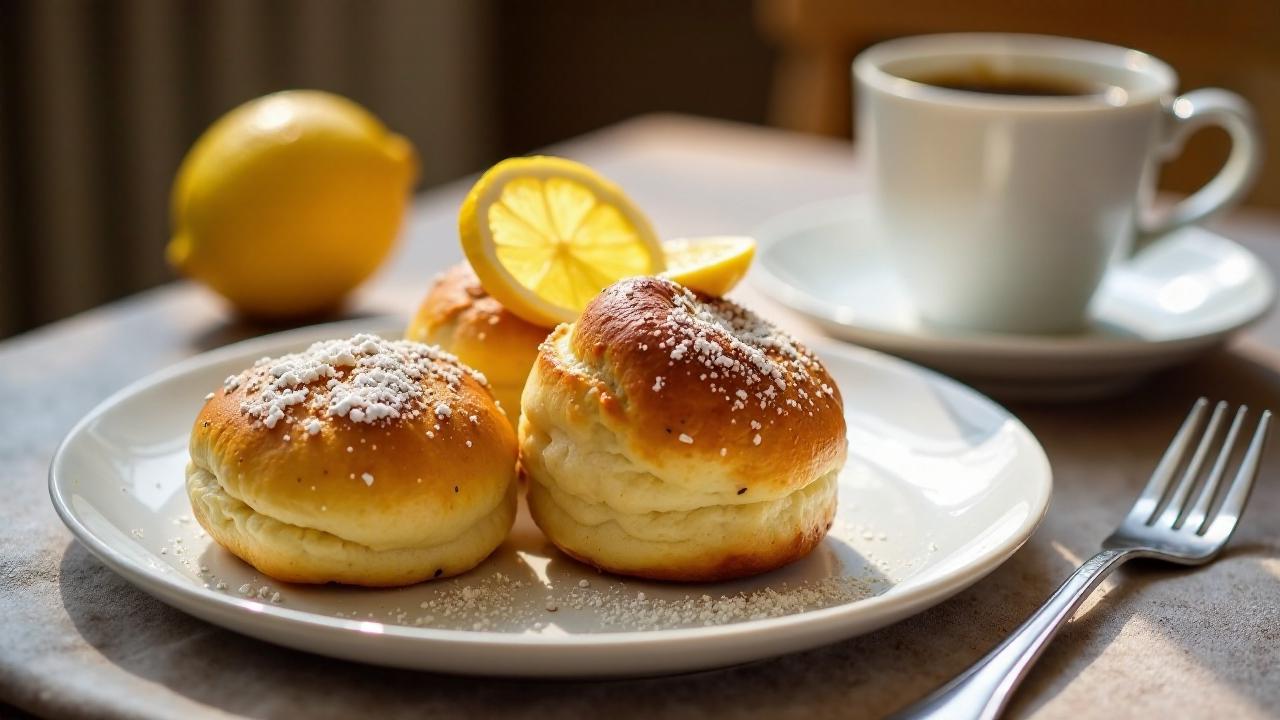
[1135,88,1262,251]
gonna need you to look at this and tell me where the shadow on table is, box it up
[1004,541,1278,718]
[997,346,1280,718]
[56,533,1058,719]
[54,346,1280,719]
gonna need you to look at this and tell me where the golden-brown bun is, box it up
[520,277,847,581]
[187,333,517,586]
[406,263,550,417]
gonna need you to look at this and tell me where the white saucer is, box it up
[49,318,1050,677]
[754,198,1276,400]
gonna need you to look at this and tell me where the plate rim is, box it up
[751,197,1276,360]
[48,318,1052,668]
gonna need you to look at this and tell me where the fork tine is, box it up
[1182,406,1246,532]
[1132,398,1208,524]
[1204,410,1271,541]
[1157,401,1228,527]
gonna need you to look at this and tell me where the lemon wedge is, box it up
[660,236,757,296]
[459,156,664,327]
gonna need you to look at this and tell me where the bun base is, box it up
[522,427,838,583]
[188,463,516,587]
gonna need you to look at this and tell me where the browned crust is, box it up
[549,276,847,494]
[194,368,514,516]
[405,264,549,386]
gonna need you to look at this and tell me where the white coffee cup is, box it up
[854,33,1262,334]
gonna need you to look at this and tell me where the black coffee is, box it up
[907,66,1104,97]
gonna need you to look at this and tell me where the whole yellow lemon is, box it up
[167,90,418,318]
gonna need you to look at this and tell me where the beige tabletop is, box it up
[2,115,1278,719]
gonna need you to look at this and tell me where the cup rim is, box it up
[853,32,1178,110]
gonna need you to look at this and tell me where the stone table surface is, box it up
[2,115,1279,719]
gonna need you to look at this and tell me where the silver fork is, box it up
[890,398,1271,720]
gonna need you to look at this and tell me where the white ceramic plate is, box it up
[49,319,1051,677]
[754,198,1275,400]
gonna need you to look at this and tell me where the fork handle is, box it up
[888,549,1133,720]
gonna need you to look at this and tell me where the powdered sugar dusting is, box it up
[557,576,878,630]
[626,279,837,447]
[349,571,880,633]
[224,334,488,433]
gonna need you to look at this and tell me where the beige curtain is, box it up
[0,0,496,338]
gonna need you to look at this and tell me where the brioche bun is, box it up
[520,277,846,581]
[187,334,517,586]
[406,264,549,417]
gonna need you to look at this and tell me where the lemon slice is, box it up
[660,236,757,296]
[459,156,664,327]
